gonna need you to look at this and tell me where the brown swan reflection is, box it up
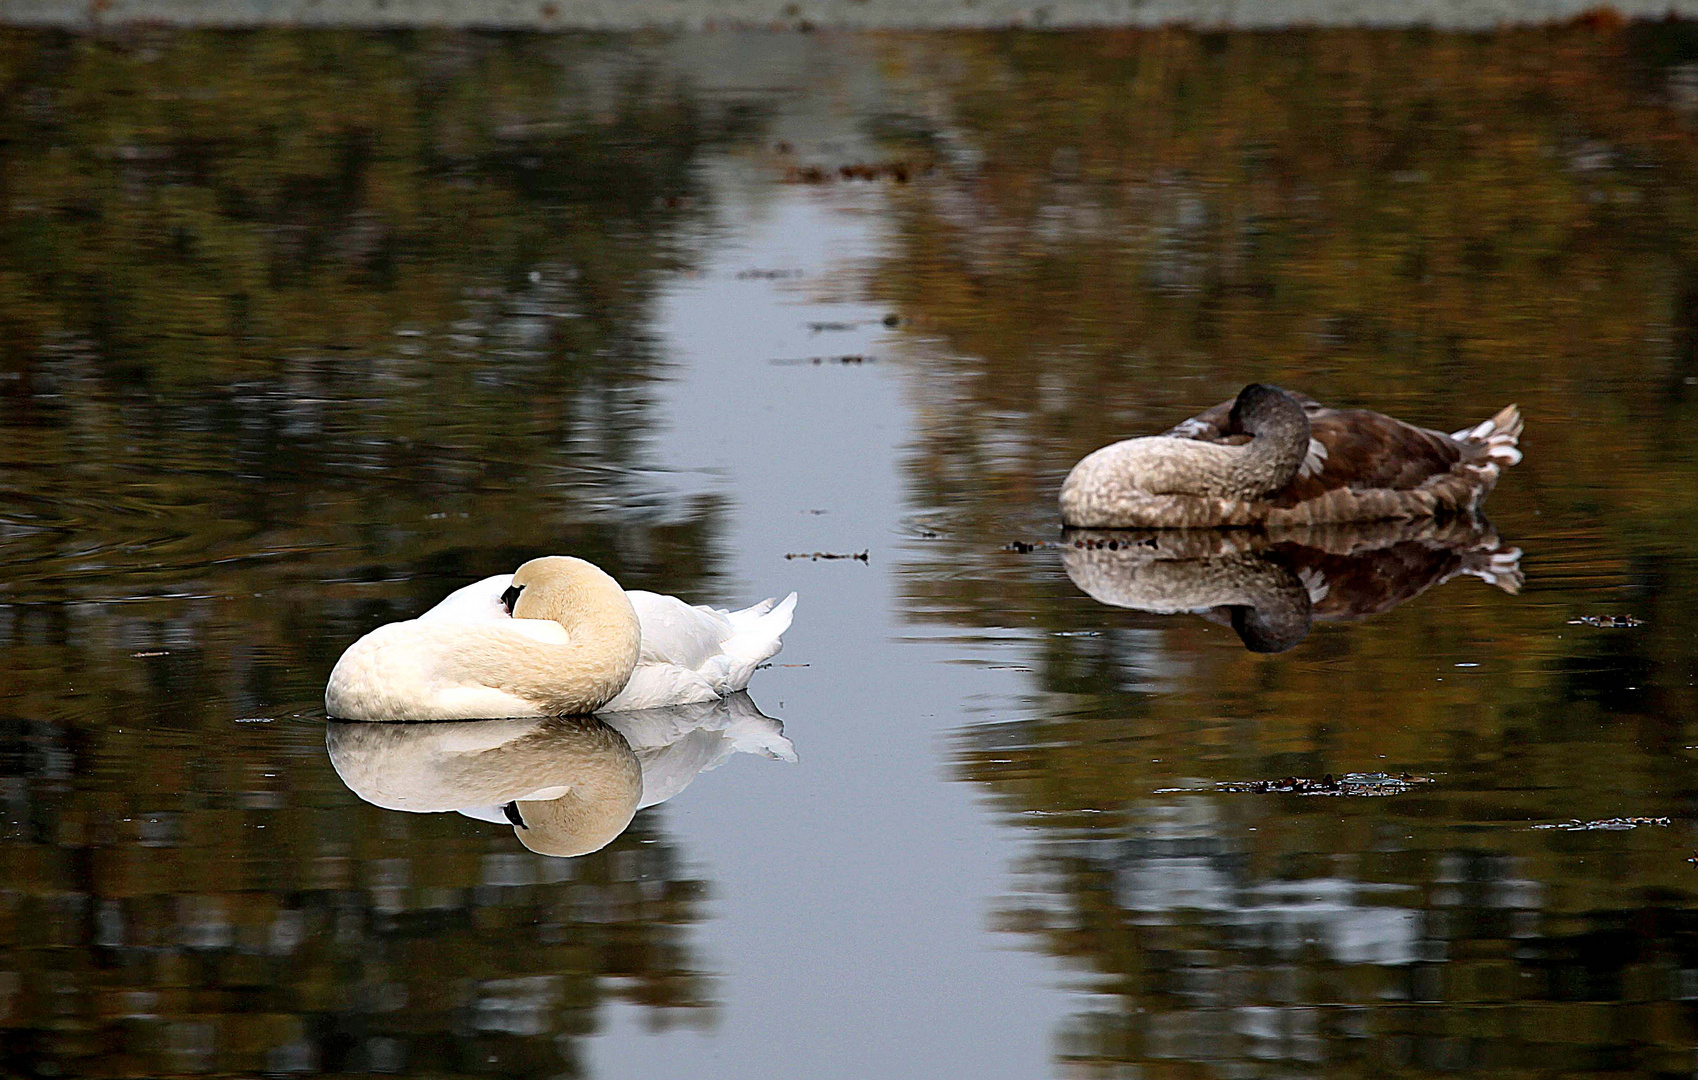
[327,691,794,857]
[1061,518,1522,653]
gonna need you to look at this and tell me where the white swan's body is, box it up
[326,557,641,721]
[420,573,797,713]
[324,558,797,721]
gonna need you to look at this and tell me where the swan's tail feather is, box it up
[725,593,788,631]
[1452,403,1524,467]
[717,592,798,694]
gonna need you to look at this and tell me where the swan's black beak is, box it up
[503,801,528,830]
[500,583,524,616]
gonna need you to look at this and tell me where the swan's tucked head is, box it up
[1228,383,1309,441]
[503,556,633,627]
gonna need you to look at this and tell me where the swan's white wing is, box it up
[419,575,566,644]
[600,663,719,712]
[613,591,797,706]
[419,574,512,623]
[626,591,734,667]
[403,577,797,712]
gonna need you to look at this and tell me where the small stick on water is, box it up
[785,550,869,562]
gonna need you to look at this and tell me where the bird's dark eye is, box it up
[500,584,524,615]
[503,801,527,830]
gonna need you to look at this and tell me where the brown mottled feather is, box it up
[1166,397,1466,504]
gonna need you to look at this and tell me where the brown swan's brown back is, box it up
[1166,397,1466,506]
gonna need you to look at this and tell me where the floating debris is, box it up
[1567,615,1644,628]
[785,550,869,562]
[769,355,873,366]
[807,321,858,332]
[130,650,170,657]
[735,268,802,280]
[1161,772,1434,797]
[234,717,274,724]
[782,160,932,184]
[1533,816,1669,831]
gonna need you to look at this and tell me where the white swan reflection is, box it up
[327,692,794,857]
[1062,518,1522,653]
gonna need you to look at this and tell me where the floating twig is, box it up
[769,355,873,366]
[1533,816,1669,831]
[1160,772,1434,797]
[1567,615,1644,628]
[785,550,868,562]
[781,160,932,184]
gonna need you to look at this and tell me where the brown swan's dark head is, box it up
[1223,384,1312,498]
[1229,383,1309,440]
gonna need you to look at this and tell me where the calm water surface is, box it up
[1,24,1696,1079]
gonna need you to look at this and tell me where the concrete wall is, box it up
[2,0,1695,31]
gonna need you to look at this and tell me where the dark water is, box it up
[1,23,1697,1079]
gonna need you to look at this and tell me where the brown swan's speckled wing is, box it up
[1161,400,1239,442]
[1164,397,1465,504]
[1286,409,1464,501]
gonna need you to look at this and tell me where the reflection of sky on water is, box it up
[584,152,1071,1077]
[1115,800,1421,967]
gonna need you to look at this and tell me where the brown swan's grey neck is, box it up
[1223,388,1310,498]
[1225,418,1309,498]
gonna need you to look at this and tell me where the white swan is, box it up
[418,571,797,713]
[324,556,798,721]
[325,556,642,721]
[326,693,795,857]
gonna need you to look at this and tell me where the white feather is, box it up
[1297,437,1329,479]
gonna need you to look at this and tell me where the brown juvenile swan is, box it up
[1059,384,1523,529]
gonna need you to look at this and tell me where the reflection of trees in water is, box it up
[960,713,1698,1077]
[0,27,754,703]
[0,28,755,1074]
[878,27,1698,1076]
[0,718,710,1078]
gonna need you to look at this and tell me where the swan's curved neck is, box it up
[1226,400,1309,498]
[510,613,639,715]
[487,563,641,715]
